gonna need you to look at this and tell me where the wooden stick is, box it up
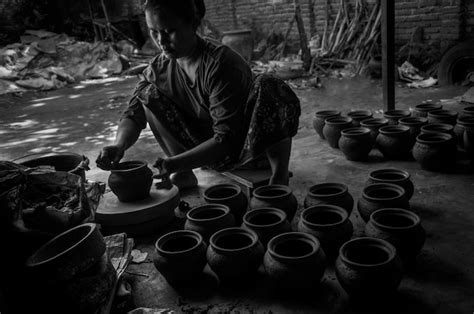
[87,0,99,41]
[294,0,311,70]
[321,0,329,52]
[100,0,115,42]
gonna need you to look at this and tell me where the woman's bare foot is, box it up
[170,171,198,189]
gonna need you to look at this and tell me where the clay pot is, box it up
[360,118,389,141]
[221,29,253,62]
[184,204,236,242]
[367,168,414,200]
[365,208,425,265]
[357,183,410,222]
[297,205,353,260]
[242,208,291,247]
[26,223,106,281]
[383,109,411,125]
[335,237,404,299]
[420,123,455,136]
[412,133,456,171]
[339,127,374,161]
[263,232,327,290]
[250,185,298,221]
[427,109,459,125]
[304,182,354,215]
[376,125,413,160]
[207,227,264,283]
[453,116,474,150]
[347,110,373,127]
[313,110,341,139]
[154,230,207,286]
[108,160,153,202]
[203,183,248,224]
[462,106,474,118]
[399,117,428,145]
[323,116,353,148]
[412,103,442,118]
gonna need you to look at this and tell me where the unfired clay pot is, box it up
[357,183,410,222]
[250,185,298,221]
[242,208,291,247]
[335,237,404,299]
[376,125,412,160]
[453,116,474,150]
[323,116,353,148]
[297,205,353,260]
[313,110,341,140]
[207,227,264,283]
[366,168,414,200]
[413,103,442,118]
[365,208,425,265]
[383,109,411,125]
[427,109,458,125]
[347,110,373,127]
[339,127,374,161]
[462,106,474,118]
[399,117,428,145]
[263,232,327,290]
[154,230,207,286]
[360,118,389,141]
[304,182,354,215]
[412,133,456,171]
[203,183,248,224]
[184,204,235,242]
[108,161,153,202]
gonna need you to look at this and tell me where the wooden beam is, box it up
[381,0,395,111]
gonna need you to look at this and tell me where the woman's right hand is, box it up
[96,145,125,170]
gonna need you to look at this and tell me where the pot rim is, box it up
[415,103,442,111]
[360,118,389,126]
[315,110,341,117]
[155,230,203,255]
[186,203,230,222]
[339,237,396,267]
[26,223,97,267]
[416,132,453,144]
[253,184,292,199]
[369,208,420,230]
[428,109,458,118]
[456,116,474,125]
[463,106,474,113]
[267,232,320,261]
[210,227,258,253]
[420,123,454,133]
[301,205,348,228]
[308,182,348,197]
[362,183,406,201]
[383,109,411,118]
[203,183,241,201]
[379,125,410,134]
[243,207,287,228]
[347,110,373,118]
[109,160,147,172]
[399,117,428,125]
[324,116,353,125]
[341,127,371,136]
[369,168,410,182]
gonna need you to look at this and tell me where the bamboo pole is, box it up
[294,0,311,70]
[100,0,115,42]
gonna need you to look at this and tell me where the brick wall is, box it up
[204,0,474,55]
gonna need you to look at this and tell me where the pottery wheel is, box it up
[96,185,180,227]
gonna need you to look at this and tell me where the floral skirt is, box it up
[142,74,301,171]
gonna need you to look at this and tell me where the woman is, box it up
[96,0,300,188]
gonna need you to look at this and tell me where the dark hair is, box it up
[143,0,206,26]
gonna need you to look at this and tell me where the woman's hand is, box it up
[96,145,125,170]
[152,157,175,176]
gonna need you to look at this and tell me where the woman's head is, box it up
[144,0,205,59]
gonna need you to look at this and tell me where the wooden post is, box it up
[381,0,395,111]
[294,0,311,71]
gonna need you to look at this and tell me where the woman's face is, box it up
[145,9,197,59]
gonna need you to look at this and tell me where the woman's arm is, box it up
[163,137,231,173]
